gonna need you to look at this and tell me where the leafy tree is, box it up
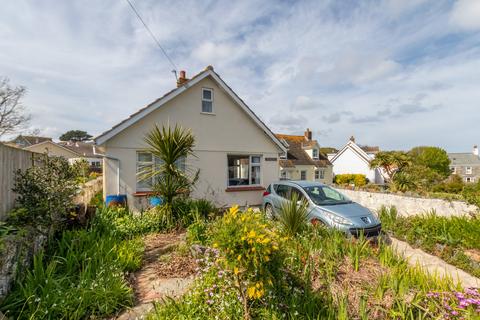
[0,77,30,137]
[401,164,443,191]
[409,146,451,178]
[59,130,93,141]
[369,151,411,182]
[141,124,199,208]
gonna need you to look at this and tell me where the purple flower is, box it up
[206,299,214,305]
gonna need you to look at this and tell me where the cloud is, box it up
[0,0,479,152]
[450,0,480,31]
[322,111,352,123]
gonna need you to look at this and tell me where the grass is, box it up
[147,207,479,319]
[0,207,145,319]
[379,206,480,278]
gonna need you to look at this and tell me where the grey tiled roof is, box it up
[448,153,480,166]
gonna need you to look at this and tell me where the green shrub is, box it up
[334,174,367,187]
[10,155,78,233]
[278,193,309,237]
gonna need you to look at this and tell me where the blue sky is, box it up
[1,0,479,151]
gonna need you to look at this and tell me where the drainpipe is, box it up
[93,145,121,195]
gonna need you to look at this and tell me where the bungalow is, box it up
[327,136,384,184]
[94,66,286,210]
[24,140,102,170]
[276,129,333,183]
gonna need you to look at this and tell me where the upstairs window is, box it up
[450,166,456,174]
[312,149,319,159]
[466,167,473,174]
[202,88,213,113]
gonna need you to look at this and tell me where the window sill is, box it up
[200,112,216,116]
[133,191,155,197]
[225,186,265,192]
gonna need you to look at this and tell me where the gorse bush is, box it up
[0,207,144,319]
[210,206,285,318]
[334,174,367,186]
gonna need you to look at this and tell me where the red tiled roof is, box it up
[276,134,331,167]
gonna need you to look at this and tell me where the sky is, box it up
[1,0,479,152]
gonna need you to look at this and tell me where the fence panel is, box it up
[0,143,39,220]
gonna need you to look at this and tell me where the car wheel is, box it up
[265,204,274,220]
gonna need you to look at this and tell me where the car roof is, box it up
[272,180,327,188]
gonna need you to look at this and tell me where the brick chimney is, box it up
[304,128,312,141]
[177,70,189,87]
[473,145,479,156]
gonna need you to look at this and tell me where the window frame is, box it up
[314,169,319,180]
[312,149,319,159]
[136,151,185,191]
[466,166,473,174]
[300,170,307,181]
[450,166,456,174]
[201,87,214,114]
[227,154,262,187]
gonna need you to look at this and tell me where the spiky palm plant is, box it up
[140,124,199,207]
[278,192,309,237]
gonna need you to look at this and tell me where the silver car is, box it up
[262,180,381,237]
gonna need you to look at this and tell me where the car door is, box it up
[290,186,314,216]
[272,184,291,213]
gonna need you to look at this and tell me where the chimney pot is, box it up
[177,70,188,87]
[304,128,312,141]
[350,136,356,143]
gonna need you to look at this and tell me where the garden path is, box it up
[390,237,480,289]
[115,232,196,320]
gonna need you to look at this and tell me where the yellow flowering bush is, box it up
[210,206,285,318]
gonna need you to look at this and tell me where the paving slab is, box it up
[390,237,480,289]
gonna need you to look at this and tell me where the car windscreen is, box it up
[302,185,352,205]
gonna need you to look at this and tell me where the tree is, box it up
[409,146,451,178]
[59,130,93,142]
[0,78,30,138]
[369,151,411,182]
[141,124,199,207]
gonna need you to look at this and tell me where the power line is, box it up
[125,0,178,74]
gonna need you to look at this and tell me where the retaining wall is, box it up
[337,188,478,217]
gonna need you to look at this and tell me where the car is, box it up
[262,180,381,237]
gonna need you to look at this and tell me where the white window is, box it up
[202,88,213,113]
[280,170,287,180]
[136,152,185,191]
[450,166,456,174]
[466,167,472,174]
[228,155,261,186]
[319,169,325,179]
[314,169,319,180]
[466,177,474,183]
[300,170,307,180]
[312,149,319,159]
[314,169,325,180]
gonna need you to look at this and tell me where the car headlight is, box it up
[322,210,353,226]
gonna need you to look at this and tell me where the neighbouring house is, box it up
[94,66,287,210]
[24,140,102,170]
[327,136,384,184]
[275,129,333,183]
[448,145,480,183]
[7,135,52,148]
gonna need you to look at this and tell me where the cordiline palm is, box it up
[140,124,200,207]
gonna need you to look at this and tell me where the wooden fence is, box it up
[0,143,40,220]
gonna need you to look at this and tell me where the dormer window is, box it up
[312,149,319,159]
[202,88,213,113]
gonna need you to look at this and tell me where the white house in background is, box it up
[94,66,287,210]
[327,136,384,184]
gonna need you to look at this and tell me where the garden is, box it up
[1,126,479,319]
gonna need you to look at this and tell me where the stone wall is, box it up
[73,176,103,206]
[337,188,478,217]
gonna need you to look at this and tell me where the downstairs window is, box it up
[227,155,261,186]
